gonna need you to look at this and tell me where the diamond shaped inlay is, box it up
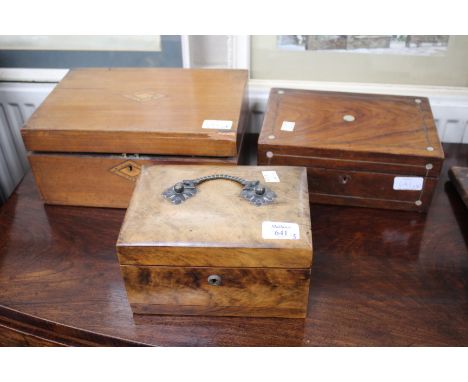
[123,90,166,103]
[110,160,141,181]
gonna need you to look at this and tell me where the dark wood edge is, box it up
[0,323,66,346]
[258,144,444,174]
[0,305,149,347]
[116,247,313,269]
[22,130,238,157]
[235,79,249,155]
[28,151,241,164]
[269,87,430,102]
[258,149,442,177]
[309,193,429,213]
[131,303,307,319]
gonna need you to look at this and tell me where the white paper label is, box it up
[202,120,233,130]
[262,221,300,240]
[280,121,295,132]
[393,177,424,191]
[262,170,280,183]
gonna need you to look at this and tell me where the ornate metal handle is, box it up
[162,174,276,206]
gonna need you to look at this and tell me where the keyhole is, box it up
[128,165,133,172]
[339,175,351,184]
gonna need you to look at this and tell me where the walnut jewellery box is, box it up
[258,89,444,212]
[116,165,313,318]
[21,68,248,208]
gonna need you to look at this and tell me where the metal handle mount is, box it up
[162,174,276,206]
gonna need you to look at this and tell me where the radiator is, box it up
[0,82,55,203]
[434,108,468,143]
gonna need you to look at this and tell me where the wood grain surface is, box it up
[121,265,310,318]
[259,89,444,164]
[306,167,438,212]
[117,165,312,318]
[21,68,248,157]
[258,89,444,212]
[28,153,242,209]
[117,165,312,267]
[0,143,467,346]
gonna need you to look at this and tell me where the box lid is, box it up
[117,165,312,269]
[22,68,248,157]
[259,89,444,175]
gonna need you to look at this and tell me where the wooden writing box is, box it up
[116,165,313,318]
[258,89,444,212]
[21,68,248,208]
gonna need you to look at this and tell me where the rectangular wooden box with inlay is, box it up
[21,68,249,208]
[258,89,445,212]
[116,165,313,318]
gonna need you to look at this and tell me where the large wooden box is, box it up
[116,165,313,318]
[21,68,248,208]
[258,89,444,212]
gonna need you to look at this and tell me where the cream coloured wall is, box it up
[0,36,161,51]
[251,36,468,86]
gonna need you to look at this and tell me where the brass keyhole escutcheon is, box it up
[207,275,222,286]
[339,175,351,184]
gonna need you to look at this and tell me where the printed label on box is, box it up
[262,170,280,183]
[202,120,233,130]
[393,177,424,191]
[262,221,300,240]
[280,121,295,132]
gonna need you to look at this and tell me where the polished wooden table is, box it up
[0,143,467,346]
